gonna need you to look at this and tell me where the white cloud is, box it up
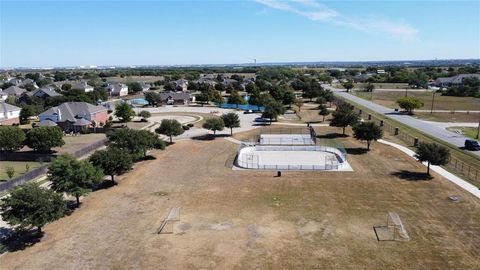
[255,0,418,41]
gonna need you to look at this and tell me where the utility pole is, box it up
[405,87,408,97]
[476,120,479,139]
[430,91,436,114]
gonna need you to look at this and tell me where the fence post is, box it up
[368,114,372,120]
[379,120,384,127]
[394,127,399,135]
[413,138,419,147]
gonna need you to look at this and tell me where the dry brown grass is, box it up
[413,112,480,123]
[1,127,479,269]
[352,90,480,111]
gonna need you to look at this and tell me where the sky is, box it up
[1,0,479,68]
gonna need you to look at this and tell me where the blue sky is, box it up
[1,0,479,67]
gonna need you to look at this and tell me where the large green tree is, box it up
[107,128,165,159]
[352,122,383,150]
[115,102,135,125]
[221,113,240,135]
[329,103,359,135]
[26,126,65,152]
[203,118,224,136]
[318,104,330,122]
[415,142,450,175]
[228,91,246,108]
[89,147,133,184]
[49,154,104,207]
[1,183,65,234]
[0,126,25,151]
[155,119,184,143]
[342,81,354,93]
[396,97,423,114]
[20,105,36,124]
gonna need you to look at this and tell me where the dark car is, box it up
[465,139,480,151]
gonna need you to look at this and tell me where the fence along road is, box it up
[323,85,480,157]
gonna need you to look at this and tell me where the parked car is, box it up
[464,139,480,151]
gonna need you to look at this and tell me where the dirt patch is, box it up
[1,129,480,269]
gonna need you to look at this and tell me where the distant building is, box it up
[434,74,480,87]
[376,69,386,74]
[139,81,151,92]
[39,102,109,132]
[105,83,128,96]
[159,92,193,105]
[73,81,94,93]
[0,102,21,125]
[174,79,189,92]
[22,87,62,100]
[2,86,26,97]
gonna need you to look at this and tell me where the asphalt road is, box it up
[323,85,480,157]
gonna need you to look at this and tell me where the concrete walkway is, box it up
[378,139,480,199]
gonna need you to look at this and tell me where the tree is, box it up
[329,103,359,135]
[155,119,184,143]
[0,126,26,151]
[1,183,65,234]
[20,105,36,124]
[115,102,135,125]
[127,82,143,94]
[49,154,103,207]
[249,90,269,110]
[318,104,330,122]
[221,112,240,135]
[89,147,133,184]
[396,97,423,114]
[26,126,65,152]
[144,92,162,106]
[203,118,224,135]
[228,91,246,108]
[196,92,210,106]
[295,99,304,112]
[107,128,165,159]
[6,166,15,179]
[415,142,450,175]
[262,106,278,124]
[282,91,296,107]
[364,83,375,92]
[352,122,383,150]
[342,81,354,92]
[138,110,151,122]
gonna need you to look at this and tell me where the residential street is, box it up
[323,85,480,157]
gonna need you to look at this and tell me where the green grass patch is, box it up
[152,191,169,197]
[446,127,479,140]
[0,161,44,182]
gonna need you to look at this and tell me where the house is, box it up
[0,102,21,125]
[434,74,480,87]
[0,91,8,101]
[23,87,62,100]
[38,102,109,132]
[174,79,189,92]
[376,69,386,74]
[139,81,151,92]
[159,92,193,105]
[2,86,26,97]
[73,81,94,93]
[105,83,128,96]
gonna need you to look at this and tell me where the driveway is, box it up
[323,85,480,156]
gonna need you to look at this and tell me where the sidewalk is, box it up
[378,139,480,199]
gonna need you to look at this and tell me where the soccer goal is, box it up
[374,212,410,241]
[157,207,180,234]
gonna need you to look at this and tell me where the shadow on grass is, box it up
[93,180,117,191]
[345,147,368,155]
[391,170,433,181]
[317,133,348,139]
[0,228,43,253]
[191,134,230,141]
[139,155,157,161]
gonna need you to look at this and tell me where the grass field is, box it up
[352,90,480,111]
[1,127,479,269]
[446,126,479,140]
[0,161,43,182]
[413,112,480,123]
